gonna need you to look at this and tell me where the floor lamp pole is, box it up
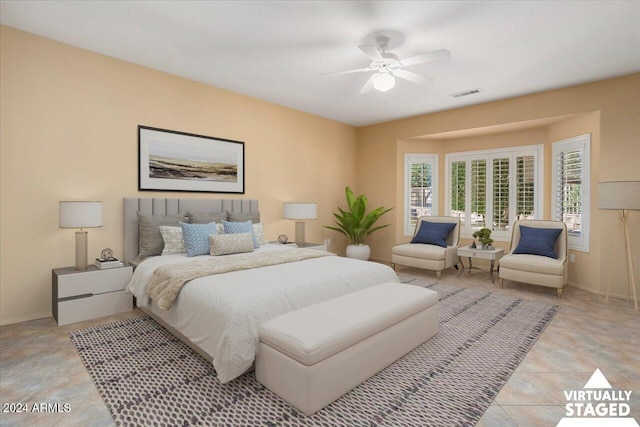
[606,210,638,311]
[621,210,638,311]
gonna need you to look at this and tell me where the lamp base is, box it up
[295,221,306,247]
[75,231,88,270]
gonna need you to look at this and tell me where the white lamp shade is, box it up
[373,72,396,92]
[283,202,317,220]
[59,201,103,228]
[598,181,640,210]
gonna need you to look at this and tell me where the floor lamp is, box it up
[599,181,640,311]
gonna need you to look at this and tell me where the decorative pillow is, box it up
[227,211,260,224]
[223,220,259,248]
[411,221,456,248]
[209,233,255,256]
[137,212,187,259]
[513,226,562,259]
[187,211,228,224]
[159,226,187,255]
[253,223,267,245]
[215,223,225,235]
[180,222,217,257]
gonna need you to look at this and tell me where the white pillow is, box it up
[209,233,255,256]
[253,223,267,245]
[159,226,187,255]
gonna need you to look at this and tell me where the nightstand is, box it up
[294,242,328,251]
[52,265,133,325]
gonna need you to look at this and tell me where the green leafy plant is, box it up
[324,186,392,245]
[472,227,493,246]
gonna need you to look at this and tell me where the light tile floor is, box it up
[0,265,638,426]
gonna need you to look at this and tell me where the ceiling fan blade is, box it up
[358,74,377,94]
[394,69,430,86]
[358,44,384,61]
[321,67,373,76]
[400,49,450,67]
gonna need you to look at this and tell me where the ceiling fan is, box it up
[324,36,450,94]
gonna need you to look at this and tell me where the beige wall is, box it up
[358,73,640,298]
[2,25,639,324]
[0,26,357,325]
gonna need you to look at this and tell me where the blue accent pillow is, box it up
[180,222,217,257]
[411,221,456,248]
[513,226,562,259]
[223,220,259,248]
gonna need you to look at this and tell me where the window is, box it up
[445,145,543,240]
[404,154,438,235]
[552,134,590,252]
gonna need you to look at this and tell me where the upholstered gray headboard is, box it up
[123,197,259,265]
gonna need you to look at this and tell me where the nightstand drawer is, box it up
[57,291,132,325]
[56,266,132,298]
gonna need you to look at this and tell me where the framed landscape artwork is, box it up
[138,125,245,193]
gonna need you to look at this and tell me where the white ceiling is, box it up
[2,1,639,127]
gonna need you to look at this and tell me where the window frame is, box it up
[444,144,544,241]
[551,134,591,252]
[404,153,439,236]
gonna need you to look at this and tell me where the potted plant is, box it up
[324,186,392,260]
[472,228,493,249]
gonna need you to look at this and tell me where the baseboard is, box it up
[566,281,636,302]
[0,311,51,326]
[370,257,392,265]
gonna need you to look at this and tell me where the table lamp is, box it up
[283,202,317,247]
[59,201,103,270]
[599,181,640,311]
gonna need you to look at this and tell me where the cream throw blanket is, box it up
[146,248,334,310]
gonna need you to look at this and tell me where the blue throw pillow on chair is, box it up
[222,220,259,248]
[513,226,562,259]
[411,221,456,248]
[180,221,217,257]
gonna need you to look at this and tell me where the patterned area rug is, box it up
[69,279,559,426]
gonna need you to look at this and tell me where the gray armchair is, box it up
[391,216,460,279]
[499,220,568,298]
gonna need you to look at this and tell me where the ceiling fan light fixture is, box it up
[373,72,395,92]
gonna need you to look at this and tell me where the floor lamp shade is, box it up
[283,203,317,247]
[598,181,640,210]
[598,181,640,311]
[59,201,103,270]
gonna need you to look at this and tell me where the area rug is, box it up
[69,280,559,426]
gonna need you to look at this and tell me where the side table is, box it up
[457,246,505,283]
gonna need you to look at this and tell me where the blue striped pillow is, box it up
[180,222,217,257]
[513,226,562,259]
[222,220,259,248]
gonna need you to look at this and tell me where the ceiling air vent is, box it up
[450,88,481,98]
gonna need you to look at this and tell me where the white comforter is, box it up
[126,244,399,383]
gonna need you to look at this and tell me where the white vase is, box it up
[346,244,371,261]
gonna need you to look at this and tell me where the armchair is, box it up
[499,220,568,298]
[391,216,460,279]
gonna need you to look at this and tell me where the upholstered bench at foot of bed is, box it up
[255,282,439,415]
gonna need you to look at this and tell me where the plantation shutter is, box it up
[492,158,510,231]
[408,161,433,231]
[450,161,466,226]
[470,160,486,229]
[556,148,583,235]
[516,155,535,221]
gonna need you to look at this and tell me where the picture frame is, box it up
[138,125,245,194]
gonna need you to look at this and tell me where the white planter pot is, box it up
[346,244,371,261]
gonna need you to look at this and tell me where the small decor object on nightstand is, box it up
[101,248,114,260]
[95,248,124,269]
[277,234,289,244]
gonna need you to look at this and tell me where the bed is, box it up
[124,197,399,383]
